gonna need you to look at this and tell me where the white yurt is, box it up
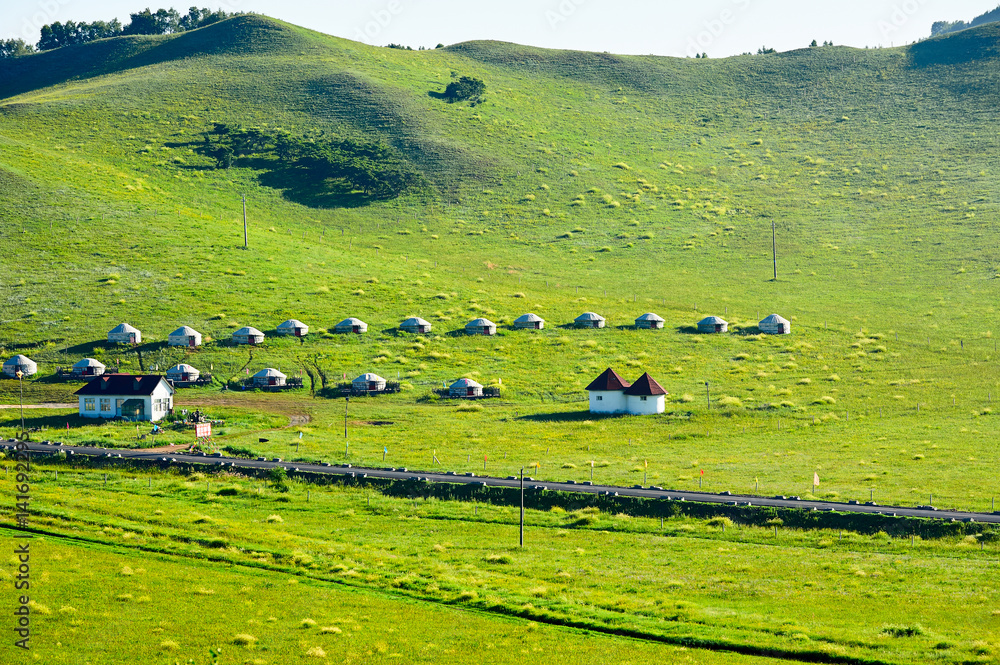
[232,326,265,345]
[167,326,202,348]
[334,318,368,334]
[465,318,497,336]
[166,363,200,382]
[400,317,432,334]
[352,372,387,392]
[3,355,37,378]
[697,316,728,333]
[277,319,309,337]
[449,378,483,397]
[759,313,791,335]
[108,322,142,344]
[574,312,606,329]
[635,312,665,330]
[514,313,545,330]
[72,358,106,377]
[251,368,286,387]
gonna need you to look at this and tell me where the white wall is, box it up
[589,390,627,414]
[77,381,173,422]
[626,394,665,415]
[108,331,141,344]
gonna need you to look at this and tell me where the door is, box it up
[369,382,377,391]
[593,321,599,328]
[467,388,474,396]
[249,337,256,345]
[715,324,723,333]
[295,328,302,337]
[269,378,276,386]
[353,326,361,333]
[189,336,196,348]
[535,322,541,329]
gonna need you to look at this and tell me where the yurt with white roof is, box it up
[232,326,265,345]
[514,313,545,330]
[167,326,202,348]
[334,318,368,334]
[277,319,309,337]
[3,355,37,378]
[449,378,483,397]
[574,312,606,329]
[72,358,106,378]
[635,313,665,330]
[251,368,286,387]
[352,372,387,392]
[108,322,142,344]
[697,316,728,334]
[166,363,200,382]
[465,318,496,336]
[759,313,791,335]
[400,317,432,334]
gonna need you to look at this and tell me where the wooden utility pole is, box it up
[242,193,248,249]
[519,467,524,548]
[705,381,711,409]
[771,221,777,280]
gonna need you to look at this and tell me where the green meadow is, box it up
[2,13,1000,661]
[3,464,1000,664]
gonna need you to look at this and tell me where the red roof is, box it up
[585,368,631,391]
[74,374,172,396]
[623,372,668,396]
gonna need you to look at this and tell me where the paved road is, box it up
[6,439,999,524]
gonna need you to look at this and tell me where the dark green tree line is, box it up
[203,123,420,199]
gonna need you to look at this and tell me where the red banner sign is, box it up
[195,423,211,438]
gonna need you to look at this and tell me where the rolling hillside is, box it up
[2,15,1000,504]
[5,16,1000,665]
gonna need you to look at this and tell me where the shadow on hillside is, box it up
[1,339,64,352]
[63,340,109,355]
[675,326,702,335]
[0,16,306,99]
[518,410,622,422]
[257,168,375,209]
[908,25,1000,67]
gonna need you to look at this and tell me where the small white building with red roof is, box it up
[623,372,668,415]
[585,368,667,415]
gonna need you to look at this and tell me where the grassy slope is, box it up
[2,17,1000,506]
[2,534,780,665]
[5,465,1000,664]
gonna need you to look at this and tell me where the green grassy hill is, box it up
[2,15,1000,506]
[5,17,1000,664]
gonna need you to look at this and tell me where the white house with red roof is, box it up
[585,368,667,415]
[75,374,174,422]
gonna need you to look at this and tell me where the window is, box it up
[596,395,603,401]
[640,396,648,402]
[100,398,111,412]
[84,398,95,411]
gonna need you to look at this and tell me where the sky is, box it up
[3,0,999,58]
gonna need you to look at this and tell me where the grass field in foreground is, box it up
[1,531,790,665]
[3,464,999,664]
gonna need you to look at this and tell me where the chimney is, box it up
[100,377,107,390]
[134,377,141,392]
